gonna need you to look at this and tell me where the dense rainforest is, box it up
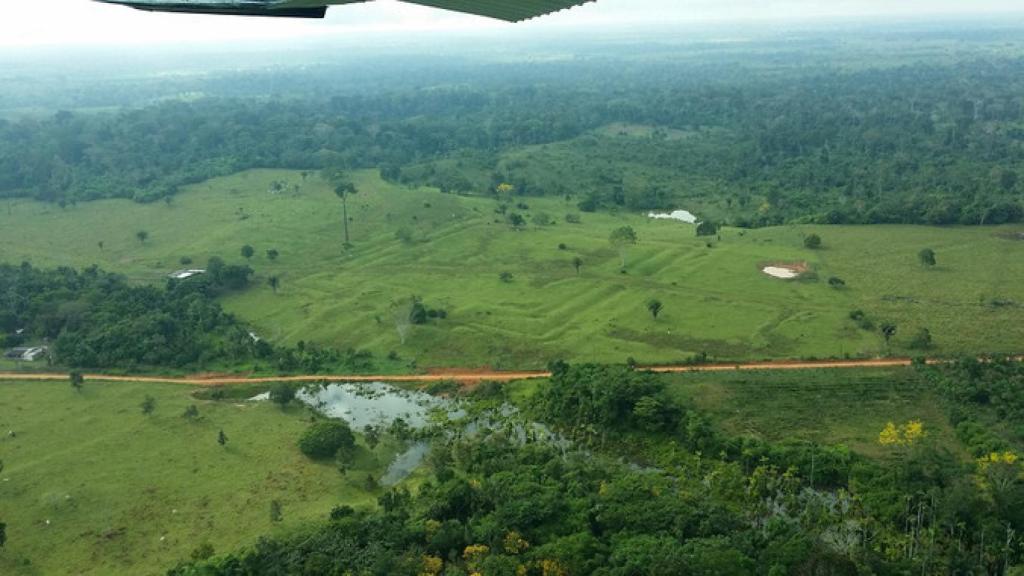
[2,53,1023,225]
[170,362,1024,576]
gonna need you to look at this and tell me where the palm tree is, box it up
[136,230,149,245]
[572,257,583,276]
[268,276,280,294]
[334,182,357,247]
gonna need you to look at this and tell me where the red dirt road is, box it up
[2,356,1008,387]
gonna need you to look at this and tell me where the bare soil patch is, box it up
[760,261,809,279]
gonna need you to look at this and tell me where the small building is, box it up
[168,269,206,280]
[4,346,48,362]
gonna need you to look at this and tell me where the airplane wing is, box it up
[94,0,594,21]
[399,0,594,22]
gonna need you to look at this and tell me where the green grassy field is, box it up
[663,367,960,458]
[0,380,385,575]
[1,168,1022,370]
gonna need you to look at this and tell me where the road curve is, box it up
[2,356,1010,387]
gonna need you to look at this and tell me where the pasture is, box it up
[663,367,959,458]
[0,168,1021,370]
[0,380,383,575]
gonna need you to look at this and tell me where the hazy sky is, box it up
[1,0,1023,47]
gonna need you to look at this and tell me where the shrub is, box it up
[909,328,933,350]
[804,234,822,249]
[696,220,718,237]
[269,382,296,408]
[298,420,355,460]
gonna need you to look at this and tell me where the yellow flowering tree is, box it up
[503,531,530,555]
[877,420,926,447]
[976,451,1022,500]
[420,555,444,576]
[463,544,490,573]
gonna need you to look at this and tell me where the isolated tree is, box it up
[696,220,718,237]
[321,166,359,247]
[0,521,6,549]
[909,327,933,350]
[335,182,357,246]
[69,370,84,392]
[266,248,279,261]
[610,226,638,268]
[496,182,515,195]
[572,256,583,276]
[97,241,104,251]
[507,213,526,230]
[646,298,664,320]
[269,500,283,523]
[269,382,295,409]
[918,248,936,267]
[241,245,255,260]
[804,233,822,249]
[141,395,156,415]
[268,276,280,294]
[218,429,228,447]
[881,322,897,345]
[183,404,200,421]
[136,230,149,245]
[298,420,355,460]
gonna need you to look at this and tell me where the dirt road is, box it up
[0,356,999,387]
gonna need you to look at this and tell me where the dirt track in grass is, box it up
[4,356,1017,387]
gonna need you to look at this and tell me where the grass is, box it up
[664,367,959,458]
[0,380,388,575]
[505,366,961,459]
[1,168,1022,370]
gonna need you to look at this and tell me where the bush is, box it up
[909,328,933,350]
[298,420,355,460]
[696,220,718,237]
[269,382,297,408]
[804,234,822,249]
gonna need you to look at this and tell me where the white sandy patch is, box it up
[762,266,800,279]
[647,210,697,224]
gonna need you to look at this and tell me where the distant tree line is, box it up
[2,58,1023,225]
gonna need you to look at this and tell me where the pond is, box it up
[297,382,462,486]
[279,382,568,487]
[297,381,455,430]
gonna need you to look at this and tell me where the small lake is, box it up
[297,381,455,430]
[297,382,461,486]
[291,382,568,487]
